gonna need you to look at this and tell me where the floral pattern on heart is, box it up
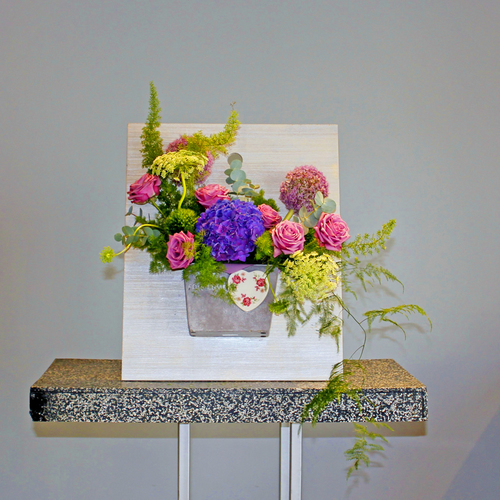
[228,270,270,312]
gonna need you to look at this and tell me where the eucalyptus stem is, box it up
[116,223,160,258]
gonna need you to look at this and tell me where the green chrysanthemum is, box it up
[164,208,198,235]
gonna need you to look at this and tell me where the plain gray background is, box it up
[1,1,499,499]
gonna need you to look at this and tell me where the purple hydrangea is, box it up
[279,165,329,212]
[166,136,213,185]
[196,199,265,262]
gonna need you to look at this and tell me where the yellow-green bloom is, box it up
[282,251,339,303]
[99,246,116,263]
[150,150,207,182]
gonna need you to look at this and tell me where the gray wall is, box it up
[2,1,499,499]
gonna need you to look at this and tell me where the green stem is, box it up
[283,209,295,221]
[150,199,166,217]
[178,173,187,210]
[266,264,277,300]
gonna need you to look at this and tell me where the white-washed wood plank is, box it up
[122,124,342,380]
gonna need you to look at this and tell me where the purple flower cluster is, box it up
[196,199,265,262]
[279,165,329,212]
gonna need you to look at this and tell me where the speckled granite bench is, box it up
[30,358,427,500]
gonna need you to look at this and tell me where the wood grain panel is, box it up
[122,124,342,380]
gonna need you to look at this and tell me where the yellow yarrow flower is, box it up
[150,150,207,182]
[282,251,339,303]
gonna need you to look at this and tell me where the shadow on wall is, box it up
[32,421,426,439]
[442,404,500,500]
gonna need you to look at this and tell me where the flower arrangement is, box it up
[101,83,431,477]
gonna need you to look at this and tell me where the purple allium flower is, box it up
[279,165,329,212]
[165,136,213,185]
[196,199,265,262]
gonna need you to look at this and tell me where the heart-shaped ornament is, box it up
[228,270,270,312]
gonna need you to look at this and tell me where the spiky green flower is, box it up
[99,246,116,263]
[164,208,198,235]
[282,251,339,303]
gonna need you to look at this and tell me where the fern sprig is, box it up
[364,304,432,337]
[301,362,362,426]
[342,219,396,258]
[345,421,393,479]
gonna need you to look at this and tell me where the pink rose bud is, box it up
[195,184,230,209]
[271,220,305,257]
[314,213,350,251]
[257,204,282,229]
[166,231,195,270]
[127,173,161,204]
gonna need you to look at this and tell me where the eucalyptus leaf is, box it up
[139,208,143,218]
[304,214,320,228]
[230,159,242,170]
[322,199,337,213]
[314,207,323,218]
[224,169,232,176]
[143,227,154,236]
[299,206,308,218]
[114,233,123,242]
[232,181,244,192]
[226,177,235,185]
[152,229,161,237]
[315,191,324,205]
[230,169,246,181]
[126,206,133,215]
[122,226,134,236]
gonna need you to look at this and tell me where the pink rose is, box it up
[257,204,282,229]
[314,213,350,251]
[195,184,230,209]
[271,220,305,257]
[166,231,195,270]
[127,173,161,204]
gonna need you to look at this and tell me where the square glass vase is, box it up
[184,264,279,337]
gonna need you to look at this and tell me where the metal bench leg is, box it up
[178,423,190,500]
[280,423,303,500]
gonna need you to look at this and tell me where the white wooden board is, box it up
[121,124,342,380]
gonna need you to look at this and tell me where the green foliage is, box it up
[345,421,393,480]
[364,304,432,337]
[310,298,342,345]
[269,286,308,336]
[301,362,362,425]
[140,82,164,169]
[186,109,240,159]
[164,209,198,235]
[251,190,279,211]
[341,219,396,258]
[147,232,171,274]
[182,244,232,302]
[224,154,261,197]
[255,231,274,260]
